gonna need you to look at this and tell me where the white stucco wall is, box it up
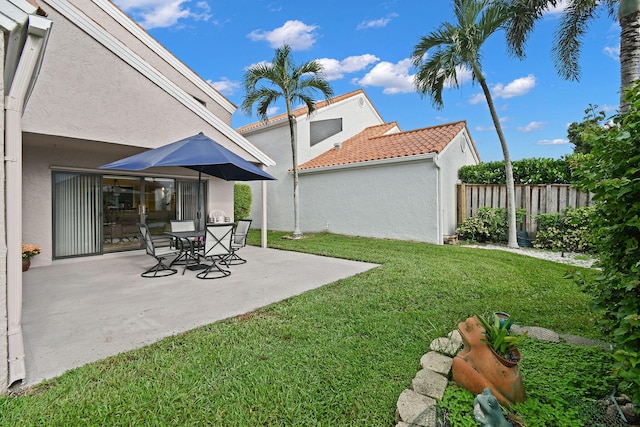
[247,119,479,242]
[243,92,385,232]
[299,159,440,243]
[437,129,481,236]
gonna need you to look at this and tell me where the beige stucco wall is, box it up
[18,0,257,266]
[22,134,232,267]
[24,1,256,161]
[60,0,233,123]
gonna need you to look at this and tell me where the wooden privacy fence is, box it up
[457,184,594,237]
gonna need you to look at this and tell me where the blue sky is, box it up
[113,0,620,162]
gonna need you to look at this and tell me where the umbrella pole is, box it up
[197,171,202,231]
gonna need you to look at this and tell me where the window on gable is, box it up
[310,118,342,146]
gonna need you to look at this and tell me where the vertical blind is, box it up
[176,179,206,229]
[53,172,101,258]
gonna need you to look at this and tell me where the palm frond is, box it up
[504,0,561,58]
[553,0,599,81]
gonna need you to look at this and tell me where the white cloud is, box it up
[113,0,211,29]
[475,116,507,132]
[537,138,569,145]
[444,66,473,88]
[604,44,620,60]
[517,121,544,132]
[245,60,272,70]
[543,0,568,15]
[208,77,240,96]
[317,55,380,80]
[266,106,280,116]
[493,75,536,98]
[469,75,536,104]
[352,58,415,94]
[469,93,485,105]
[356,13,398,30]
[248,20,319,50]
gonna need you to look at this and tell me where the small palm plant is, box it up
[476,313,528,363]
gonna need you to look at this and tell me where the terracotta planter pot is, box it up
[22,258,31,272]
[489,346,521,368]
[452,316,526,406]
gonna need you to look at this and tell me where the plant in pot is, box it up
[477,313,528,366]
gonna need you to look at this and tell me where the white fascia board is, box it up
[27,14,52,35]
[44,0,275,167]
[298,153,437,175]
[0,0,34,27]
[92,0,236,115]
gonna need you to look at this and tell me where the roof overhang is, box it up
[298,153,438,175]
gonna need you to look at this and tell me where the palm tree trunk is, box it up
[288,112,302,239]
[474,63,519,248]
[619,6,640,113]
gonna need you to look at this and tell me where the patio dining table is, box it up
[164,230,205,273]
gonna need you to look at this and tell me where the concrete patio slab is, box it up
[21,246,378,386]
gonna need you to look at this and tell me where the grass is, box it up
[0,231,605,426]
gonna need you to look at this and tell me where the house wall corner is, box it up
[0,30,8,393]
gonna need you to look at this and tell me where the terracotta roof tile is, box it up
[237,89,369,133]
[298,120,469,170]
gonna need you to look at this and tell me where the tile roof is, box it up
[237,89,370,133]
[298,120,470,171]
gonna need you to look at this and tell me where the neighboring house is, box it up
[0,0,274,390]
[238,90,480,244]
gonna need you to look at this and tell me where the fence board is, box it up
[457,184,593,237]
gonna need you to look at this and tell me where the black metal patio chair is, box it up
[138,223,180,278]
[223,219,252,266]
[196,223,234,279]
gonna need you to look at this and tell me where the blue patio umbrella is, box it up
[99,132,275,226]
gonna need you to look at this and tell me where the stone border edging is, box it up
[394,325,613,427]
[395,330,462,427]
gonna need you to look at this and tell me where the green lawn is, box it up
[0,231,603,426]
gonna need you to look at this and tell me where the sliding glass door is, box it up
[103,176,143,253]
[52,171,205,259]
[53,172,102,258]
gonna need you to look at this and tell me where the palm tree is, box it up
[241,44,333,238]
[505,0,639,112]
[411,0,519,248]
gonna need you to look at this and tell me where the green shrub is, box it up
[533,206,596,252]
[457,207,526,244]
[459,157,576,184]
[570,82,640,410]
[456,207,508,243]
[234,183,252,221]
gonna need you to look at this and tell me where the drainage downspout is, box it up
[261,180,267,248]
[433,155,443,245]
[5,13,51,387]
